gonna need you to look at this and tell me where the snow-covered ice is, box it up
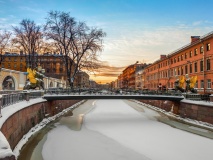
[13,100,85,158]
[42,100,213,160]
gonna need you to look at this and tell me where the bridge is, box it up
[43,94,184,101]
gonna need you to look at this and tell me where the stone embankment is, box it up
[0,98,81,160]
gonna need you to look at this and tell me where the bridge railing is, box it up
[43,88,212,101]
[44,88,183,96]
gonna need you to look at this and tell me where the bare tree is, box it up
[70,23,105,80]
[12,19,43,69]
[0,30,11,69]
[44,11,106,88]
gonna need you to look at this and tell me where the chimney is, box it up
[191,36,200,43]
[160,55,166,60]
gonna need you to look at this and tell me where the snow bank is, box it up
[0,132,14,159]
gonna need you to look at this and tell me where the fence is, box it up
[1,91,44,108]
[182,93,210,101]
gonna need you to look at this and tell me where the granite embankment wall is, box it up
[0,99,81,160]
[138,98,213,124]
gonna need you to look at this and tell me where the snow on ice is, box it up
[42,100,213,160]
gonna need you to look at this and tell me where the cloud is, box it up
[19,6,44,13]
[101,22,213,66]
[192,21,202,26]
[90,61,126,78]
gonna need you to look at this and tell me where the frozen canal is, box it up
[19,100,213,160]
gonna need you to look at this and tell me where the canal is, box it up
[17,100,213,160]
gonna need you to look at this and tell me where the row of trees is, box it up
[0,11,106,87]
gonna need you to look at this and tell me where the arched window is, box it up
[49,81,53,87]
[2,76,15,90]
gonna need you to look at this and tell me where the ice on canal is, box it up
[42,100,213,160]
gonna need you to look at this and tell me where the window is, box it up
[194,48,198,55]
[185,65,188,74]
[181,67,183,75]
[189,51,192,57]
[14,57,17,62]
[185,53,187,59]
[200,60,203,72]
[207,79,211,88]
[195,81,198,88]
[20,63,23,68]
[207,43,210,51]
[14,64,17,68]
[194,62,197,72]
[190,64,192,73]
[168,69,170,77]
[206,59,210,70]
[200,80,204,88]
[178,56,180,62]
[181,54,184,61]
[8,63,11,68]
[200,46,203,54]
[174,58,176,63]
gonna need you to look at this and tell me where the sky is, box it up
[1,0,213,83]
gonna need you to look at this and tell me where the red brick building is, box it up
[144,32,213,94]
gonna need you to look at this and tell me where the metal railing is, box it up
[44,88,212,101]
[1,91,44,108]
[44,88,183,96]
[1,93,25,108]
[182,93,210,101]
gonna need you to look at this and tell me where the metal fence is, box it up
[1,93,25,108]
[182,93,210,101]
[1,91,44,108]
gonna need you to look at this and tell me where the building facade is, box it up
[0,52,88,88]
[1,52,70,79]
[74,71,90,89]
[143,32,213,94]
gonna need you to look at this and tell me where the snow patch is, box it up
[0,132,14,159]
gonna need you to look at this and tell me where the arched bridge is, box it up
[43,94,184,101]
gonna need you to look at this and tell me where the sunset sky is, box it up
[1,0,213,83]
